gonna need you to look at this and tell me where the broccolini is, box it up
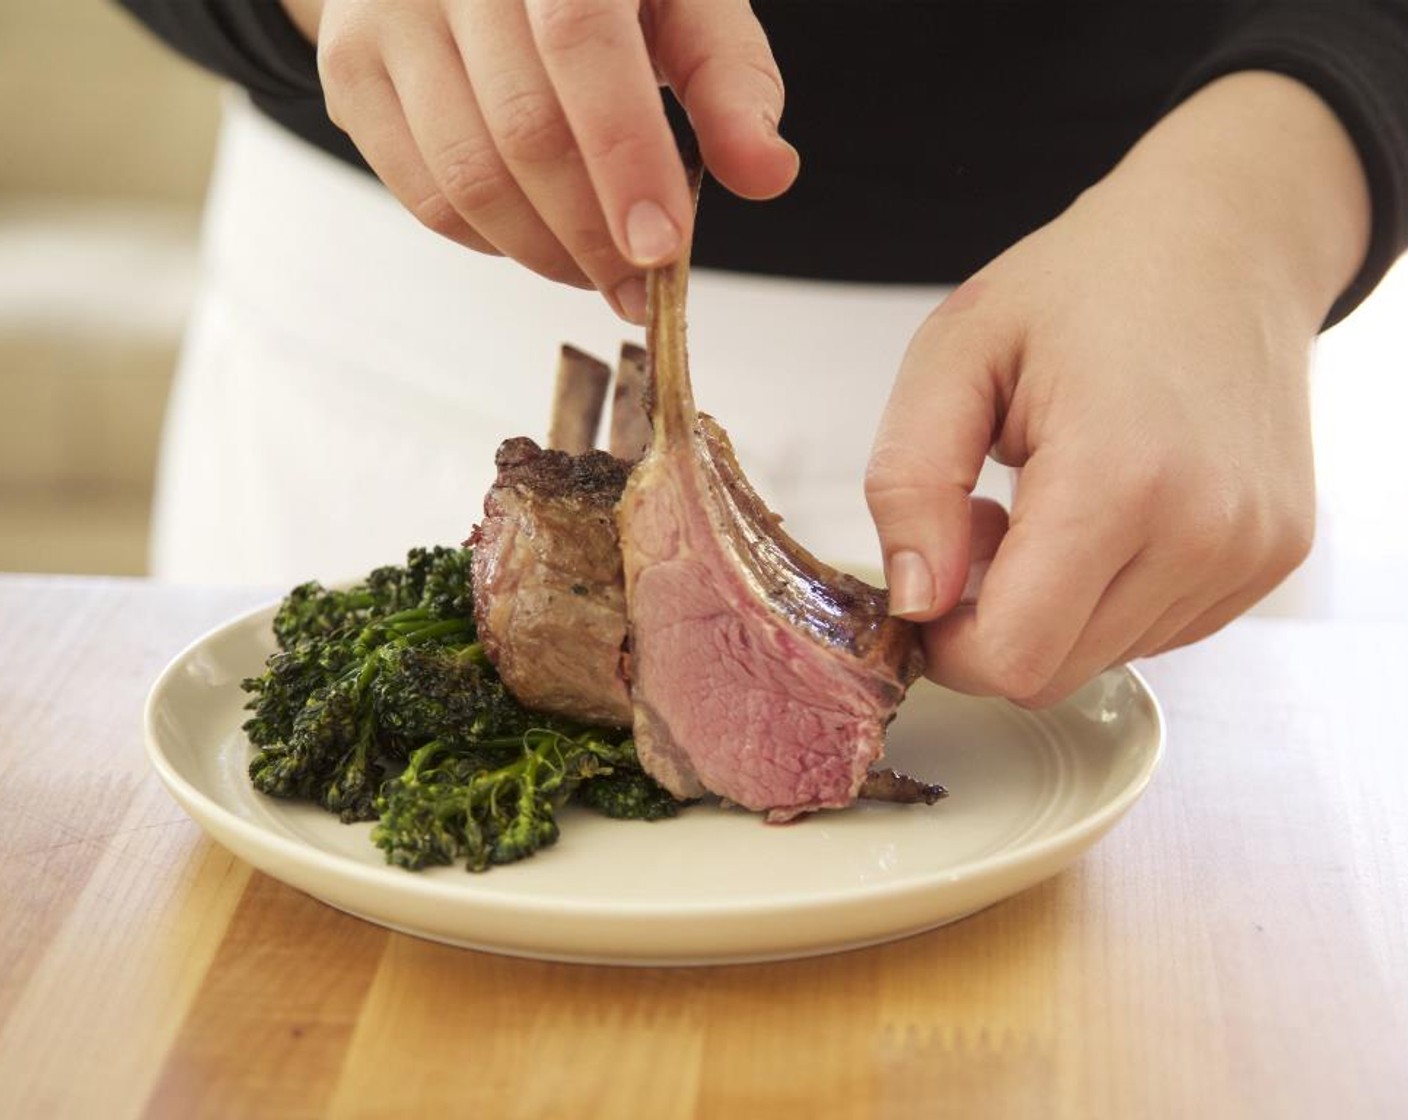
[241,545,683,869]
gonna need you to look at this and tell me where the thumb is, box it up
[865,288,1012,620]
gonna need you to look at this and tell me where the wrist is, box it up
[1094,71,1371,332]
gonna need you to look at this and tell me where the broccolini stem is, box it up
[403,619,475,645]
[352,608,430,649]
[378,608,434,625]
[354,655,380,692]
[353,613,472,653]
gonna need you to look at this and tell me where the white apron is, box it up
[151,93,975,587]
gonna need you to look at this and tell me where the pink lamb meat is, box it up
[618,243,924,822]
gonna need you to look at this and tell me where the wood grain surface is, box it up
[0,578,1403,1119]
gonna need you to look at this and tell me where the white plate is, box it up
[144,600,1164,966]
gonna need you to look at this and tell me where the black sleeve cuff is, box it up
[1172,2,1408,327]
[115,1,320,100]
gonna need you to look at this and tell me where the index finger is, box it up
[865,291,1009,620]
[525,0,693,266]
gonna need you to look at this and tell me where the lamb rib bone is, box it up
[609,342,652,462]
[616,182,928,822]
[546,344,610,455]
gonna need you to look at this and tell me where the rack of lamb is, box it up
[470,179,941,822]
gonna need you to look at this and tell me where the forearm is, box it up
[1097,70,1371,333]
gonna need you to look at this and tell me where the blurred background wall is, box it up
[0,0,219,575]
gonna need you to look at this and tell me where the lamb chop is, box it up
[469,173,943,815]
[468,411,943,809]
[616,222,929,822]
[467,346,634,727]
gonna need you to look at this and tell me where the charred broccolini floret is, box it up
[248,546,479,810]
[369,642,534,749]
[241,545,682,868]
[372,728,636,871]
[575,768,684,822]
[269,545,476,650]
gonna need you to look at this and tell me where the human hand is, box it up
[279,0,798,322]
[866,72,1371,706]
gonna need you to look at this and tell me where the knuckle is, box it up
[437,142,511,215]
[864,439,965,524]
[317,23,375,90]
[733,51,786,108]
[1179,508,1232,568]
[864,443,929,496]
[576,116,645,169]
[409,192,465,240]
[529,0,620,57]
[681,49,784,112]
[492,86,573,165]
[1109,444,1179,511]
[1147,467,1238,564]
[916,285,986,338]
[565,225,627,278]
[863,455,930,518]
[1170,479,1315,587]
[982,639,1056,701]
[1193,486,1260,561]
[909,304,956,352]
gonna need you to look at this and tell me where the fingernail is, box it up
[613,276,647,324]
[625,199,680,266]
[887,550,935,618]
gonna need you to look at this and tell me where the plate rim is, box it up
[144,596,1166,922]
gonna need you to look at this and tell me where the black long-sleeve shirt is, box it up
[115,1,1408,323]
